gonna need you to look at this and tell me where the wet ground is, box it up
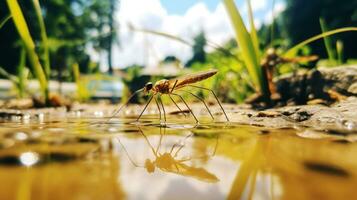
[0,103,357,200]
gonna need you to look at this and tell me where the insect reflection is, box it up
[116,127,219,183]
[109,69,229,123]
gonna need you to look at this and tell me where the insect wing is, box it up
[168,69,218,90]
[161,161,219,183]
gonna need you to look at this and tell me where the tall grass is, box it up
[0,15,12,29]
[6,0,49,101]
[223,0,270,98]
[0,47,29,98]
[31,0,50,79]
[336,40,344,65]
[319,18,336,62]
[16,47,27,98]
[284,27,357,58]
[72,63,91,101]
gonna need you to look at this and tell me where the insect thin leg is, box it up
[158,95,166,122]
[173,133,193,157]
[180,90,214,120]
[136,95,154,122]
[104,88,143,124]
[155,126,164,154]
[168,94,187,117]
[138,126,158,157]
[188,85,229,121]
[114,137,141,167]
[171,93,199,123]
[154,97,162,121]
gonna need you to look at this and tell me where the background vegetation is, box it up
[0,0,356,103]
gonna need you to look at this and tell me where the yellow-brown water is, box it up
[0,109,356,200]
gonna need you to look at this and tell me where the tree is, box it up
[0,0,119,80]
[185,31,207,67]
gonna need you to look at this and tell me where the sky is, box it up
[92,0,286,71]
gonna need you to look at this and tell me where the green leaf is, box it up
[31,0,50,78]
[223,0,269,96]
[0,15,12,30]
[319,18,336,62]
[246,0,260,61]
[284,27,357,58]
[6,0,49,100]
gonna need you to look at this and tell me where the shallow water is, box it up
[0,108,357,200]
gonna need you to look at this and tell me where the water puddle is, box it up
[0,111,357,200]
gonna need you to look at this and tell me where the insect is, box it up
[109,69,229,123]
[116,127,219,183]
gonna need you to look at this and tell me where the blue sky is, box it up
[160,0,284,18]
[160,0,219,14]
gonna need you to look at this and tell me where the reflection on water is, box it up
[0,112,356,200]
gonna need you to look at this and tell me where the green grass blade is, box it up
[0,66,18,83]
[284,27,357,58]
[17,47,26,98]
[223,0,269,96]
[6,0,49,100]
[336,40,344,65]
[319,18,336,61]
[31,0,50,79]
[246,0,260,61]
[0,14,12,30]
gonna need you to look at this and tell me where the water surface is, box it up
[0,108,356,200]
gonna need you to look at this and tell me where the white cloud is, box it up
[94,0,236,70]
[263,2,286,24]
[242,0,268,12]
[93,0,276,71]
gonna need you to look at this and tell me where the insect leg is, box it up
[105,88,143,124]
[179,90,214,120]
[154,97,162,121]
[136,94,154,122]
[171,93,199,123]
[172,133,193,157]
[158,94,166,122]
[168,94,187,117]
[114,137,142,167]
[178,134,219,162]
[188,85,229,121]
[138,126,158,157]
[155,126,164,154]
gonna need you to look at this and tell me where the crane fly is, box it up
[108,69,229,123]
[115,127,219,183]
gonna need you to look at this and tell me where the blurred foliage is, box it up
[121,65,150,104]
[72,63,91,101]
[0,0,118,79]
[6,0,49,101]
[185,38,254,103]
[185,31,207,67]
[281,0,357,59]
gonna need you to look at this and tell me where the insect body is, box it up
[109,69,229,123]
